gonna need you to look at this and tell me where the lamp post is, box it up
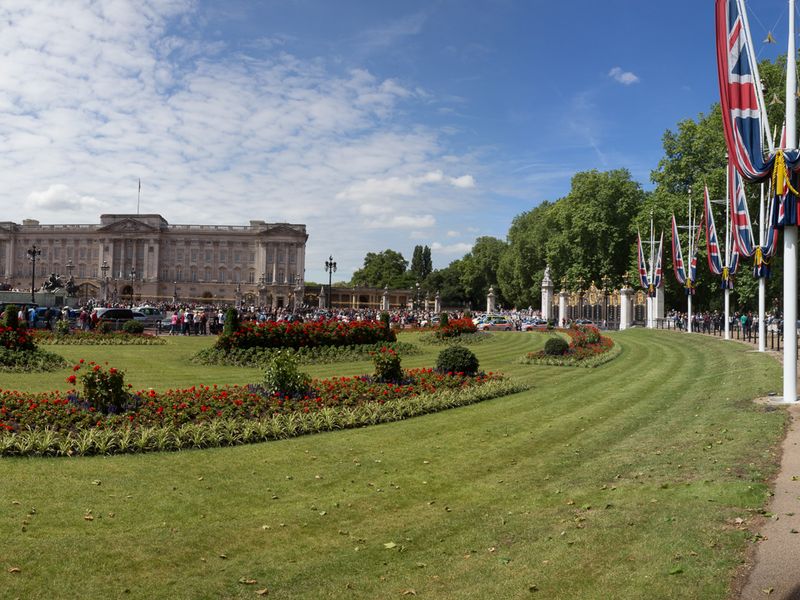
[235,281,242,311]
[324,255,337,310]
[415,282,421,311]
[173,281,178,304]
[601,274,611,329]
[100,260,110,304]
[27,245,41,303]
[129,266,136,308]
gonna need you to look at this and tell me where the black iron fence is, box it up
[655,318,785,351]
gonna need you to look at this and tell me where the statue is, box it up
[41,273,64,292]
[65,276,78,296]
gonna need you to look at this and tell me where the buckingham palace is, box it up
[0,213,308,307]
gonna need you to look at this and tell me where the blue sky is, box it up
[0,0,795,282]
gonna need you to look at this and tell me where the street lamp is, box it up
[173,281,178,304]
[415,282,421,311]
[129,266,136,308]
[235,281,242,310]
[100,260,110,304]
[601,274,612,328]
[324,255,337,310]
[26,245,41,303]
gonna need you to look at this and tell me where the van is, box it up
[92,307,135,330]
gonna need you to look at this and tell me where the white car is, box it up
[477,318,513,331]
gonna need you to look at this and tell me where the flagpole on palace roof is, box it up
[783,0,797,402]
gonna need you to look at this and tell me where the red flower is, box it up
[66,375,77,385]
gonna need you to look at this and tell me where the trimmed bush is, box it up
[372,347,403,383]
[2,305,19,330]
[380,311,390,330]
[436,345,479,376]
[122,319,145,334]
[544,337,569,356]
[262,350,311,396]
[96,321,113,334]
[223,308,240,337]
[69,361,133,414]
[55,319,70,335]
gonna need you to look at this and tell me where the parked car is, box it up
[92,307,135,330]
[476,317,513,331]
[133,305,165,326]
[520,318,547,331]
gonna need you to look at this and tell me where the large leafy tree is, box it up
[459,236,508,308]
[351,250,415,288]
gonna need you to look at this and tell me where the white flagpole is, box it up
[759,182,766,351]
[648,214,655,328]
[688,193,693,333]
[784,0,797,402]
[725,164,731,340]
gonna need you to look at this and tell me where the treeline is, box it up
[348,58,789,312]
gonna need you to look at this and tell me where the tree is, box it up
[410,246,424,280]
[459,237,508,308]
[351,250,413,288]
[422,246,432,279]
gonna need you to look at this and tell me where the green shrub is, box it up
[223,308,240,336]
[2,305,18,329]
[122,319,145,334]
[380,312,390,330]
[70,361,131,414]
[96,321,113,334]
[464,310,472,319]
[544,337,569,356]
[439,313,449,327]
[262,350,311,396]
[55,319,71,335]
[435,345,479,376]
[372,347,403,383]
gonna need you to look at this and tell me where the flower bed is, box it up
[520,325,619,368]
[193,341,420,367]
[436,318,477,338]
[34,330,166,345]
[0,369,525,456]
[0,321,68,371]
[216,319,395,351]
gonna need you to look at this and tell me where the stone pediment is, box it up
[98,219,159,233]
[261,224,307,239]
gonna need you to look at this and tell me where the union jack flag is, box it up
[728,162,755,257]
[715,0,772,180]
[671,214,688,288]
[652,231,664,293]
[704,185,724,275]
[637,230,649,289]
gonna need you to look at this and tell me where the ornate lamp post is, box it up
[173,281,178,304]
[129,266,136,308]
[601,274,612,328]
[235,281,242,311]
[100,260,110,304]
[415,282,421,311]
[26,245,41,303]
[324,255,337,310]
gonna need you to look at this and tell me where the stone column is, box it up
[653,286,665,323]
[486,286,496,313]
[541,265,554,321]
[558,290,568,327]
[434,290,441,313]
[381,286,390,311]
[271,243,277,284]
[620,286,633,330]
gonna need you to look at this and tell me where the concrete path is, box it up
[738,401,800,599]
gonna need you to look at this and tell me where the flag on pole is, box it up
[728,162,756,257]
[671,214,687,286]
[704,185,724,275]
[637,230,649,289]
[715,0,773,180]
[652,231,664,293]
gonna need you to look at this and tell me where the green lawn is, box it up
[0,330,786,599]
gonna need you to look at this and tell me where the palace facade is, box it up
[0,214,308,307]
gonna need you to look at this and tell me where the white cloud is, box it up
[608,67,639,85]
[431,241,473,254]
[0,1,487,279]
[367,215,436,229]
[26,184,102,211]
[450,174,475,188]
[446,230,460,238]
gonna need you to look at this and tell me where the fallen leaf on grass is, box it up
[669,566,683,575]
[8,567,21,574]
[238,577,257,584]
[401,589,417,596]
[91,480,101,486]
[255,588,269,596]
[762,587,774,595]
[383,542,397,549]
